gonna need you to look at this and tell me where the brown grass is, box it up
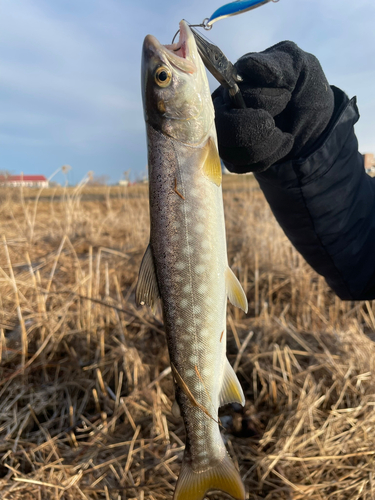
[0,175,375,500]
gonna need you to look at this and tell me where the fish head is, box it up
[141,20,213,145]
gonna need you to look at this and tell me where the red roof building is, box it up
[0,175,49,188]
[363,153,375,177]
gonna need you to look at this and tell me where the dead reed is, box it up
[0,175,375,499]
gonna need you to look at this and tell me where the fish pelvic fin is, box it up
[174,454,245,500]
[226,267,248,313]
[220,358,245,407]
[202,137,222,187]
[171,399,181,418]
[135,243,160,313]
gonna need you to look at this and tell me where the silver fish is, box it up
[137,20,248,500]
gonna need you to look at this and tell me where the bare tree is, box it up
[87,174,110,186]
[0,170,13,177]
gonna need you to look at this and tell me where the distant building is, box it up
[363,153,375,176]
[0,175,49,188]
[118,180,129,187]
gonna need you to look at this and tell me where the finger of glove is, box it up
[214,97,276,148]
[235,41,305,91]
[219,128,294,174]
[240,85,291,117]
[212,83,291,118]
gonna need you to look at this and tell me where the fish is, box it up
[137,20,248,500]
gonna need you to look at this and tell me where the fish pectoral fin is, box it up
[219,358,245,407]
[171,399,181,418]
[202,137,222,187]
[135,243,160,313]
[174,453,245,500]
[225,267,248,313]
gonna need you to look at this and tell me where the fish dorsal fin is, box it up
[174,452,245,500]
[202,137,222,187]
[135,243,160,313]
[219,358,245,407]
[225,267,248,313]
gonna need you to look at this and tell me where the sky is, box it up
[1,0,375,184]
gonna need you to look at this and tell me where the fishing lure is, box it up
[206,0,278,27]
[171,0,279,108]
[172,0,278,41]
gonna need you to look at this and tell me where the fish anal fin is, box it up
[174,453,245,500]
[220,358,245,407]
[202,137,222,187]
[135,244,160,313]
[226,267,248,313]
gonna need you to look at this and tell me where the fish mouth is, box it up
[144,20,196,74]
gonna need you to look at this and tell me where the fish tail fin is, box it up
[173,454,245,500]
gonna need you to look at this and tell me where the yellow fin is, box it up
[135,244,160,313]
[219,358,245,407]
[174,453,245,500]
[225,267,248,313]
[202,137,222,187]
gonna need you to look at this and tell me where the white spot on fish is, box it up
[201,458,209,465]
[201,253,210,261]
[198,283,208,294]
[180,299,188,308]
[183,247,194,256]
[196,429,204,437]
[176,318,183,326]
[185,369,195,377]
[190,354,198,364]
[202,367,211,376]
[183,284,191,294]
[200,328,210,337]
[195,223,205,234]
[201,240,210,249]
[195,265,205,274]
[187,326,195,333]
[173,221,180,229]
[193,305,201,314]
[176,262,185,270]
[171,234,179,242]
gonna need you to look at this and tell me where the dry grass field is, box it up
[1,175,375,500]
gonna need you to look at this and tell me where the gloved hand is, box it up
[212,41,335,173]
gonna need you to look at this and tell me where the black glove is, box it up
[212,41,335,173]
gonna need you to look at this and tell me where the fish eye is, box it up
[155,66,172,87]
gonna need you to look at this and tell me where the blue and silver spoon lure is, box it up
[206,0,278,27]
[179,0,279,108]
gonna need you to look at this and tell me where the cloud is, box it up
[1,0,374,182]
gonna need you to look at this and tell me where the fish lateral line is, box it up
[171,362,221,425]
